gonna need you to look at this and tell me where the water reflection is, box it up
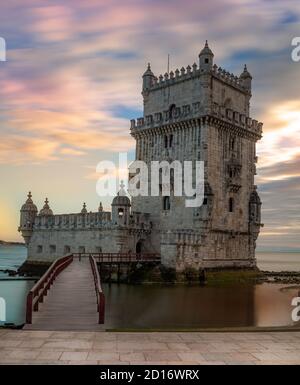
[103,283,300,329]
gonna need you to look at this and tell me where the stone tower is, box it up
[18,192,38,245]
[111,182,131,226]
[130,41,263,270]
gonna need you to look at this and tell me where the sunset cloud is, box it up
[0,0,299,244]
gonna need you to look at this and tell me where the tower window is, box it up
[64,245,71,254]
[205,58,209,64]
[169,104,176,119]
[203,198,208,205]
[50,245,56,253]
[118,208,124,218]
[164,135,168,148]
[169,134,173,147]
[163,196,171,211]
[230,137,235,151]
[229,198,234,212]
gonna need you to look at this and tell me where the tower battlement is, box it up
[141,42,253,120]
[143,62,250,94]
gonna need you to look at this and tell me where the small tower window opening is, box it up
[118,208,124,218]
[230,137,235,151]
[169,104,176,119]
[64,245,71,254]
[164,135,168,148]
[163,196,171,211]
[229,197,234,212]
[205,58,209,64]
[203,197,208,205]
[169,134,173,147]
[50,245,56,254]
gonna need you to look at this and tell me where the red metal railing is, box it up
[25,254,73,324]
[89,256,105,324]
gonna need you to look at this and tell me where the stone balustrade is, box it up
[34,211,152,231]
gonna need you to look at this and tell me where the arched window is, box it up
[118,208,124,218]
[229,197,234,212]
[169,104,176,119]
[163,196,171,211]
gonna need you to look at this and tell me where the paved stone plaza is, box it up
[0,330,300,365]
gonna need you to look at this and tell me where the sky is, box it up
[0,0,299,250]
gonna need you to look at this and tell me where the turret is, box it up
[249,186,262,241]
[199,40,214,73]
[18,192,38,245]
[111,182,131,226]
[142,63,155,92]
[239,64,252,92]
[39,198,53,216]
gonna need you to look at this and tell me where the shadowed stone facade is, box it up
[19,42,263,271]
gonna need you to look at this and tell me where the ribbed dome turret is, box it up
[112,181,131,207]
[199,40,214,57]
[21,192,38,213]
[142,62,154,78]
[39,198,53,216]
[240,64,252,79]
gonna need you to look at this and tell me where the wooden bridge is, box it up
[24,253,160,331]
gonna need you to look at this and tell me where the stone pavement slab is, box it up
[0,330,300,365]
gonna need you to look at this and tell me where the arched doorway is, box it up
[136,241,143,254]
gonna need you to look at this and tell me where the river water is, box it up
[0,245,299,328]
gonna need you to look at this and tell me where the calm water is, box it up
[257,252,300,272]
[103,283,300,329]
[0,245,299,328]
[0,245,27,277]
